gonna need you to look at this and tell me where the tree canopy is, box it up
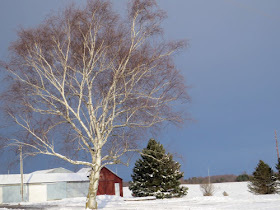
[0,0,189,209]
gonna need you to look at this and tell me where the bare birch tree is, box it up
[1,0,189,209]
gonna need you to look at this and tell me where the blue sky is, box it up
[1,0,280,181]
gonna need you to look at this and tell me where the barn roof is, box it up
[77,167,122,180]
[101,167,123,180]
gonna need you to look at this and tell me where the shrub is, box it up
[223,191,229,196]
[200,182,215,196]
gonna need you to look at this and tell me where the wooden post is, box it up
[19,146,24,202]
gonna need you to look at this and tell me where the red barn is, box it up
[97,167,123,197]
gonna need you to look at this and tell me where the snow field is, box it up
[1,182,280,209]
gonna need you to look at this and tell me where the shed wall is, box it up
[66,182,89,198]
[0,187,2,203]
[2,185,28,203]
[97,167,123,197]
[47,182,66,201]
[29,184,47,202]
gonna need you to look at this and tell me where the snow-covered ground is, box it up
[1,182,280,209]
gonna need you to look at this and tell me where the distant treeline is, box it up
[182,173,251,184]
[123,173,251,186]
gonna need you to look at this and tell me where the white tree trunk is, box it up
[86,152,102,210]
[86,168,101,209]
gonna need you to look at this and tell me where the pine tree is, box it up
[275,158,280,193]
[129,139,188,198]
[276,158,280,180]
[248,160,277,194]
[236,173,250,182]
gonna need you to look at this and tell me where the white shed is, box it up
[0,168,89,204]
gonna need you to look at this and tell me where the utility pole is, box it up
[19,146,24,202]
[275,130,280,160]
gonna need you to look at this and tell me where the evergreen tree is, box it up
[248,160,277,194]
[276,158,280,180]
[275,158,280,193]
[129,139,188,198]
[236,173,250,182]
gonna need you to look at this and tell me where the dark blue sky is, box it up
[1,0,280,181]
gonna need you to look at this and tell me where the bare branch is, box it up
[0,1,190,208]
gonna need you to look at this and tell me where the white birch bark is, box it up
[86,148,102,209]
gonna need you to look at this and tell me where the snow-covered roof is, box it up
[31,167,74,174]
[0,172,89,185]
[76,167,91,174]
[0,167,88,185]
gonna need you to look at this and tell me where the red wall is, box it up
[97,167,123,197]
